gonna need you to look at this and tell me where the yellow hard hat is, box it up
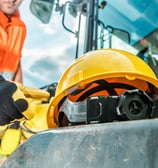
[47,49,158,127]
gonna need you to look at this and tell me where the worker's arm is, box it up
[13,61,23,83]
[0,76,33,125]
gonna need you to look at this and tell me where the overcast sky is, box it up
[19,0,76,88]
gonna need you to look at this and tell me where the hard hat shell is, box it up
[47,49,158,127]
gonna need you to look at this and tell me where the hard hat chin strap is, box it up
[58,89,158,126]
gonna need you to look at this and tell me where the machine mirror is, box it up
[113,28,130,44]
[30,0,54,24]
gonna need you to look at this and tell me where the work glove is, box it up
[0,76,34,125]
[0,121,21,155]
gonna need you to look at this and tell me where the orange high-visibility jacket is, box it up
[0,10,26,73]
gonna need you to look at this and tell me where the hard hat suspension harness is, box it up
[58,80,158,126]
[87,89,158,124]
[73,79,137,101]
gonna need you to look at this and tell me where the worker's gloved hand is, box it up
[0,76,34,125]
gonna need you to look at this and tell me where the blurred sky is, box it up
[19,0,76,88]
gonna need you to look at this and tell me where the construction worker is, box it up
[0,0,26,83]
[0,0,30,157]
